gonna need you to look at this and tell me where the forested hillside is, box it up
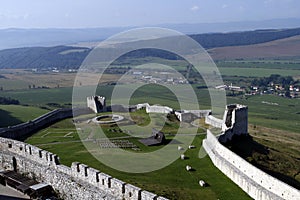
[0,27,300,69]
[191,27,300,48]
[0,46,89,69]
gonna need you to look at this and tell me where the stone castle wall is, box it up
[0,108,72,140]
[203,130,300,200]
[87,96,106,113]
[205,104,248,143]
[146,105,173,114]
[220,104,248,142]
[0,137,167,200]
[175,110,211,122]
[0,108,91,140]
[205,115,223,128]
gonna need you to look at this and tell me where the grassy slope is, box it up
[227,94,300,133]
[1,85,299,133]
[0,81,299,199]
[209,35,300,78]
[25,118,251,200]
[209,35,300,60]
[0,105,48,127]
[249,125,300,187]
[219,67,299,77]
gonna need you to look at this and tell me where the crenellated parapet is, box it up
[203,130,300,200]
[0,108,91,140]
[0,137,59,167]
[0,108,69,140]
[0,137,167,200]
[205,104,248,142]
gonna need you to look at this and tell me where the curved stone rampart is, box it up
[0,108,91,140]
[205,115,223,128]
[0,137,167,200]
[203,130,300,200]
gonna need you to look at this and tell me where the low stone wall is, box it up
[205,115,223,128]
[175,110,211,122]
[146,105,173,114]
[203,130,300,200]
[0,137,167,200]
[0,108,91,140]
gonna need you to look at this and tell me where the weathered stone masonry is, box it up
[0,108,91,140]
[203,130,300,200]
[0,107,167,199]
[0,137,167,200]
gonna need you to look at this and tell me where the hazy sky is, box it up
[0,0,300,29]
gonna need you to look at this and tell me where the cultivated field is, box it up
[0,69,121,90]
[219,67,299,77]
[209,35,300,60]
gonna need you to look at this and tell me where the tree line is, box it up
[0,96,20,105]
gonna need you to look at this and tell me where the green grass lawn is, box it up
[1,84,299,133]
[0,105,48,127]
[219,67,299,77]
[25,117,251,200]
[227,94,300,133]
[0,87,74,106]
[2,83,298,199]
[217,60,300,70]
[216,59,300,77]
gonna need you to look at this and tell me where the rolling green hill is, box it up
[1,27,300,69]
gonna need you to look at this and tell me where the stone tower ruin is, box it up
[219,104,248,143]
[87,96,106,113]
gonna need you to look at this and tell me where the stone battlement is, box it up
[205,115,223,128]
[205,104,248,142]
[175,110,211,122]
[203,130,300,200]
[0,137,167,200]
[0,108,91,140]
[0,137,59,167]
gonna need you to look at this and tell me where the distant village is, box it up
[29,68,299,98]
[131,70,189,85]
[216,74,299,98]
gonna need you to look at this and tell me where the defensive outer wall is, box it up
[203,108,300,200]
[0,108,167,200]
[0,108,91,140]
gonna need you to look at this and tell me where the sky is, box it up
[0,0,300,29]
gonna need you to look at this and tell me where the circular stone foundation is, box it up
[92,114,124,124]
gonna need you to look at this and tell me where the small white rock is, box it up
[186,165,192,171]
[178,146,184,150]
[199,180,206,187]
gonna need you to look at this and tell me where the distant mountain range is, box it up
[1,18,300,50]
[0,27,300,69]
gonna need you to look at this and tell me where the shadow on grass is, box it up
[0,109,23,128]
[223,134,300,190]
[256,164,300,190]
